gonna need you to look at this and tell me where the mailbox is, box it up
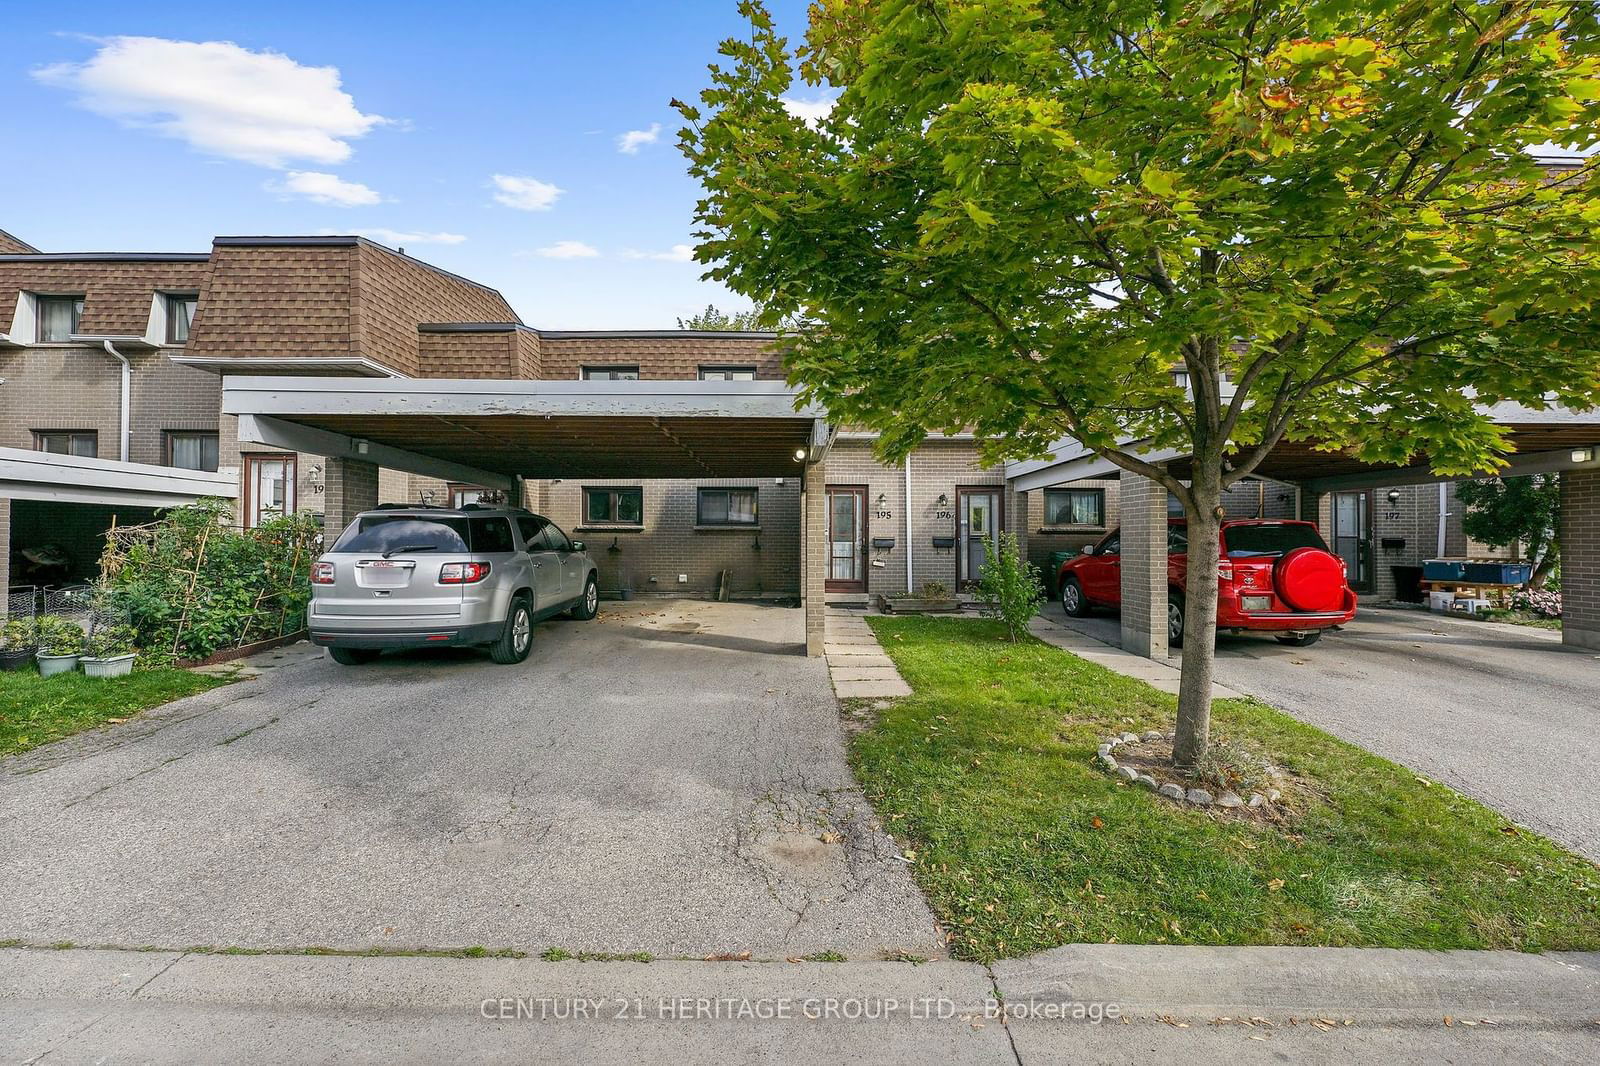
[871,537,896,551]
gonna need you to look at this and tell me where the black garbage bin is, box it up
[1390,565,1424,603]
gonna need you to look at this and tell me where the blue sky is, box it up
[0,1,823,328]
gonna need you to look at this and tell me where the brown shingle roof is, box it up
[0,255,211,337]
[0,229,38,255]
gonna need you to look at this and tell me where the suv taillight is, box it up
[1217,560,1234,582]
[440,561,491,584]
[311,561,335,584]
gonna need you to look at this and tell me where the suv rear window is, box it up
[1222,523,1328,558]
[468,516,516,553]
[332,515,470,554]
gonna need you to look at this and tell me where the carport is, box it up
[0,447,238,596]
[1006,401,1600,656]
[221,376,835,654]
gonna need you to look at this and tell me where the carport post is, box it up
[0,499,9,617]
[1562,468,1600,650]
[323,458,380,539]
[803,458,826,656]
[1119,473,1169,660]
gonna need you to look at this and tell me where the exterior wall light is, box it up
[793,447,808,462]
[1387,489,1401,504]
[1572,447,1594,464]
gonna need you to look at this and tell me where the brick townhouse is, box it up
[0,228,1498,611]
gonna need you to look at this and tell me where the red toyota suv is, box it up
[1056,519,1357,648]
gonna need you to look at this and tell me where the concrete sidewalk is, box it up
[6,944,1596,1064]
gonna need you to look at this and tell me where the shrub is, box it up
[99,498,319,666]
[0,619,35,651]
[920,580,951,601]
[33,616,85,657]
[83,624,138,659]
[1511,586,1561,619]
[976,532,1043,641]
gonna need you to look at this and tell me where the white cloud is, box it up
[320,228,466,246]
[617,122,662,154]
[781,94,836,128]
[489,173,563,211]
[275,170,383,206]
[621,244,695,263]
[33,36,389,168]
[533,241,600,259]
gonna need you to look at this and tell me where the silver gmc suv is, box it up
[309,505,599,665]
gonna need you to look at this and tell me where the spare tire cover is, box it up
[1274,547,1345,612]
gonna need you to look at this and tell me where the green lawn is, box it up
[854,616,1600,962]
[0,668,228,757]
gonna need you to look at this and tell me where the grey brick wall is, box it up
[1562,468,1599,650]
[324,458,379,534]
[534,476,800,599]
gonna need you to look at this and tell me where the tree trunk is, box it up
[1172,470,1224,770]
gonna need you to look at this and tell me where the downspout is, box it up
[904,456,914,595]
[1436,483,1448,558]
[101,340,131,463]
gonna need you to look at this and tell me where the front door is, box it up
[957,487,1001,589]
[243,454,296,529]
[825,485,867,592]
[1331,490,1373,592]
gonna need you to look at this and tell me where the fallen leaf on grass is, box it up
[1267,878,1285,892]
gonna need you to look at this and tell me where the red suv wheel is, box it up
[1274,547,1345,612]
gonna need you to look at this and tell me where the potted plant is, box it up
[34,616,85,677]
[0,619,37,672]
[80,625,139,679]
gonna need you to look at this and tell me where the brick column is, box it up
[1119,473,1169,660]
[1562,468,1600,651]
[324,458,380,539]
[803,459,826,656]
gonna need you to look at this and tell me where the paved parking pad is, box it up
[0,601,942,959]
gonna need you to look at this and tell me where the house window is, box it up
[166,294,199,344]
[35,296,84,342]
[584,486,643,525]
[697,487,758,526]
[243,454,296,527]
[698,366,757,381]
[1042,487,1105,527]
[165,430,219,471]
[34,430,97,457]
[581,366,640,381]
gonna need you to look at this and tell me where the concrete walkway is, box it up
[6,944,1596,1064]
[1028,614,1247,700]
[824,608,912,699]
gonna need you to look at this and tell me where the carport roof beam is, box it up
[236,414,521,491]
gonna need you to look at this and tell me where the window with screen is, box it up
[34,430,97,457]
[584,487,643,525]
[1042,487,1105,527]
[165,431,219,471]
[581,366,640,381]
[35,296,83,342]
[697,487,758,526]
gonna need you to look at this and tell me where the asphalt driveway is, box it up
[0,601,941,958]
[1052,605,1600,862]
